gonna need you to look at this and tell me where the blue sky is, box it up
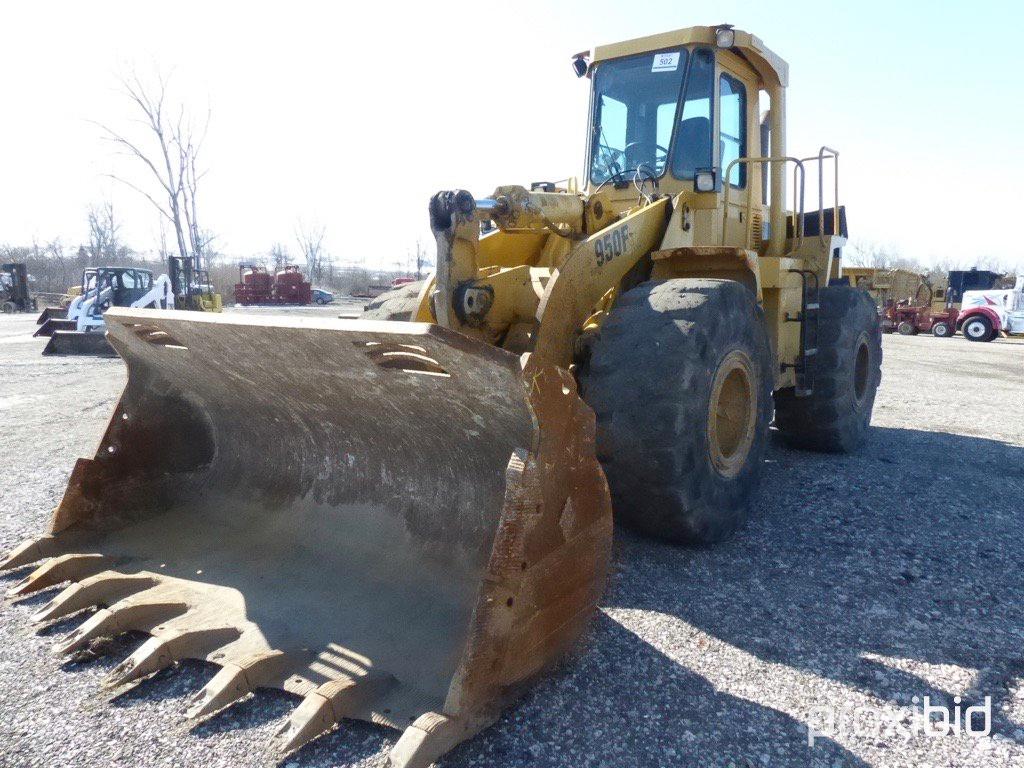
[2,0,1022,271]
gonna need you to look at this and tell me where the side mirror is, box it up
[572,57,588,78]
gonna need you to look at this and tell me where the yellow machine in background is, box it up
[4,25,880,768]
[168,255,223,312]
[844,267,925,308]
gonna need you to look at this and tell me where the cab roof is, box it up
[586,25,788,88]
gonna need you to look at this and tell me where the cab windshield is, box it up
[589,48,714,185]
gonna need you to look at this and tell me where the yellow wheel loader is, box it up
[3,25,880,767]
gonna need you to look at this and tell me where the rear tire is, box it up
[360,280,426,321]
[774,287,882,452]
[1,301,15,313]
[932,321,953,337]
[962,315,995,342]
[580,279,772,544]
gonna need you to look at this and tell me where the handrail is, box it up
[722,156,806,253]
[796,146,840,246]
[723,146,841,252]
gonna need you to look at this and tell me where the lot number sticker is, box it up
[652,52,680,72]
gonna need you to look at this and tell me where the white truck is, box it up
[958,275,1024,342]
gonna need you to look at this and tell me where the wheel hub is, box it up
[707,350,757,479]
[853,338,870,405]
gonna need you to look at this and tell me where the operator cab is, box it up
[576,25,801,256]
[582,29,767,199]
[93,267,154,310]
[588,47,737,188]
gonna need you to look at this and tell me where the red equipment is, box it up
[233,264,312,306]
[882,301,958,337]
[881,284,958,338]
[273,265,312,305]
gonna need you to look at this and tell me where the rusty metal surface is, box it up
[3,307,611,767]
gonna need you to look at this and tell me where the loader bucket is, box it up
[3,307,611,767]
[42,330,116,357]
[34,317,76,337]
[36,306,65,325]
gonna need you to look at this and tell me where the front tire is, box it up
[962,315,995,342]
[897,320,917,335]
[774,287,882,452]
[932,320,953,337]
[580,279,772,544]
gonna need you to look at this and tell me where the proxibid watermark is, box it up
[807,696,992,746]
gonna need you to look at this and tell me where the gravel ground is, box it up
[1,309,1022,768]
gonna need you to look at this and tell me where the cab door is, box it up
[717,52,762,251]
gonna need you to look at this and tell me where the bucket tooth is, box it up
[56,608,120,656]
[103,626,242,689]
[273,674,395,755]
[1,535,63,571]
[56,597,188,656]
[32,572,158,625]
[7,554,109,599]
[389,711,468,768]
[186,664,251,720]
[273,691,337,755]
[186,650,289,721]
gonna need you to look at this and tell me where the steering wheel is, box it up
[623,140,669,166]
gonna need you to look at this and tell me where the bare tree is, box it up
[295,222,328,282]
[87,201,121,262]
[412,239,434,279]
[846,240,923,273]
[269,243,290,272]
[98,71,213,271]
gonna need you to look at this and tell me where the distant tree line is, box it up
[2,69,432,303]
[845,240,1020,286]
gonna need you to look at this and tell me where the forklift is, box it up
[167,255,222,312]
[0,263,37,313]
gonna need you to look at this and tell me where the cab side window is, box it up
[671,48,713,180]
[719,74,747,187]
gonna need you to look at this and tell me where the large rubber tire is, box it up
[359,280,426,321]
[897,320,917,335]
[580,279,772,544]
[932,320,953,338]
[774,287,882,452]
[961,315,995,342]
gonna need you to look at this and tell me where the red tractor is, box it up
[233,264,312,306]
[273,265,312,305]
[882,286,958,338]
[233,265,275,305]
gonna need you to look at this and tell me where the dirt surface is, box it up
[1,309,1022,768]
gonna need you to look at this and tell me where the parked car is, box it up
[312,288,335,305]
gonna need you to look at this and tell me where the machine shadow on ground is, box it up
[441,612,868,768]
[604,426,1024,754]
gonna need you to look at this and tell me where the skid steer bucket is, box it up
[3,307,611,767]
[42,330,116,356]
[36,306,66,325]
[34,317,76,337]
